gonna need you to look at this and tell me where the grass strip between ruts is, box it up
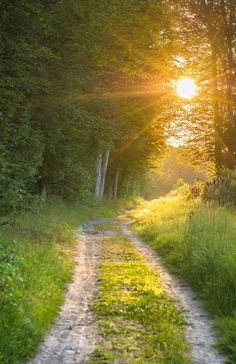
[89,225,191,364]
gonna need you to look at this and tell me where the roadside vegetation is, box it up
[89,223,191,364]
[0,0,236,362]
[128,189,236,363]
[0,199,118,364]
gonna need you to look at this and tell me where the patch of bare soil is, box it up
[29,220,104,364]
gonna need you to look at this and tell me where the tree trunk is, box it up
[95,153,102,199]
[224,0,236,167]
[99,149,110,199]
[113,167,120,199]
[211,45,223,172]
[218,0,236,168]
[41,183,47,201]
[108,175,113,199]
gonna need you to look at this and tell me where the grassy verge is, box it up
[0,198,118,364]
[89,224,191,364]
[128,194,236,363]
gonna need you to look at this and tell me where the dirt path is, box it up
[30,217,226,364]
[120,219,226,364]
[30,221,102,364]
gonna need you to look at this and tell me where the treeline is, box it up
[0,0,170,213]
[2,1,234,213]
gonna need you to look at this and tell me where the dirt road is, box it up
[30,222,102,364]
[29,218,225,364]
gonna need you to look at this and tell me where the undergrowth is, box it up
[89,225,191,364]
[128,194,236,363]
[0,198,119,364]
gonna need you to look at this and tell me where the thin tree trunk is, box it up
[223,0,236,166]
[211,45,222,172]
[108,175,113,199]
[95,153,102,200]
[99,149,110,199]
[211,0,236,168]
[41,183,47,201]
[113,167,120,199]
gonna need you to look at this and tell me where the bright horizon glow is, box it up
[176,77,197,99]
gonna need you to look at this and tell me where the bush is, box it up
[189,181,205,200]
[203,169,236,206]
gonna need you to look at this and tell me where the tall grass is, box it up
[0,198,118,364]
[129,195,236,363]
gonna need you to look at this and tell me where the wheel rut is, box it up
[120,218,226,364]
[29,220,103,364]
[29,217,226,364]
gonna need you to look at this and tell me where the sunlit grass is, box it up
[129,195,236,363]
[89,231,191,363]
[0,199,119,364]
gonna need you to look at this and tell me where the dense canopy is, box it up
[0,0,235,212]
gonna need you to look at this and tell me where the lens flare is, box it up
[176,77,197,99]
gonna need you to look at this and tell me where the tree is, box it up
[36,0,171,200]
[165,0,236,172]
[0,0,172,209]
[0,0,54,211]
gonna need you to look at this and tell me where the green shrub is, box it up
[0,243,25,308]
[203,169,236,206]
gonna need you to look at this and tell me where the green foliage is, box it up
[0,243,25,308]
[166,1,236,170]
[143,147,208,200]
[0,0,53,113]
[129,196,236,363]
[0,199,119,363]
[203,169,236,206]
[0,0,170,210]
[189,181,205,200]
[216,317,236,363]
[0,0,53,212]
[0,106,43,213]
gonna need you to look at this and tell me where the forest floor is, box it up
[29,217,225,364]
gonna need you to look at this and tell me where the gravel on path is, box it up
[29,221,102,364]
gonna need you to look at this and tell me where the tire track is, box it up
[29,222,102,364]
[120,219,226,364]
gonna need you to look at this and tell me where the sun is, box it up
[176,77,197,99]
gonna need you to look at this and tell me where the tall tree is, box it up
[0,0,54,211]
[166,0,236,171]
[0,0,172,209]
